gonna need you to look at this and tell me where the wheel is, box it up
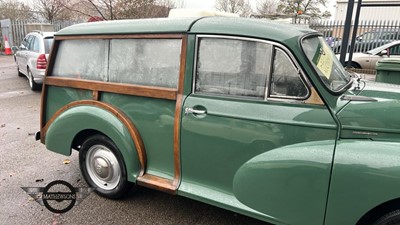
[372,209,400,225]
[79,134,132,199]
[345,62,361,69]
[27,68,41,91]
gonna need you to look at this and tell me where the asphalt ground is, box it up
[0,55,269,225]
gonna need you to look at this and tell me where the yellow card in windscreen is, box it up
[316,45,333,79]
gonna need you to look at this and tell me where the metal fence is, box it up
[1,19,81,50]
[310,19,400,53]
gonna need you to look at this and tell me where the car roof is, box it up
[29,31,55,38]
[55,17,315,43]
[368,40,400,54]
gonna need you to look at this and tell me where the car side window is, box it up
[28,36,40,52]
[109,39,181,88]
[52,39,108,81]
[26,36,34,50]
[270,48,308,98]
[32,37,40,52]
[21,37,29,49]
[194,37,309,100]
[389,44,400,55]
[195,37,271,99]
[52,38,181,88]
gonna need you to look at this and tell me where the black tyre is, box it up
[16,65,24,77]
[344,62,361,69]
[373,209,400,225]
[79,134,133,199]
[27,68,41,90]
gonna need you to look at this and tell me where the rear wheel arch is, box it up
[44,102,145,182]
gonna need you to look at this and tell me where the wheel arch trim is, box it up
[43,100,147,178]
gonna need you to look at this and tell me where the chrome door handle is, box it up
[185,107,206,116]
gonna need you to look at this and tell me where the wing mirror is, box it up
[379,50,388,56]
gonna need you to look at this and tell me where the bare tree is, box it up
[215,0,253,17]
[321,10,331,18]
[0,0,33,20]
[277,0,327,17]
[257,0,280,16]
[34,0,69,22]
[63,0,176,21]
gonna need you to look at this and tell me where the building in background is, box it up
[335,0,400,21]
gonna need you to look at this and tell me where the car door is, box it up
[26,35,40,72]
[16,35,31,75]
[180,35,338,224]
[368,43,400,69]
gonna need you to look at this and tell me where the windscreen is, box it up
[302,36,351,92]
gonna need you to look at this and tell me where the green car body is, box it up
[38,16,400,225]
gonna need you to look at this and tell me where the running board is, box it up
[136,174,177,194]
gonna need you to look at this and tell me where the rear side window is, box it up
[52,39,108,81]
[109,39,181,88]
[51,38,181,88]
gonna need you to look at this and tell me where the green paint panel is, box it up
[326,140,400,225]
[338,80,400,141]
[101,93,175,179]
[233,140,335,225]
[45,86,92,123]
[180,95,336,224]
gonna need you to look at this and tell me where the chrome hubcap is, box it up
[94,157,111,179]
[86,145,120,190]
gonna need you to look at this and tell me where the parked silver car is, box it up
[14,31,55,90]
[332,30,400,54]
[343,40,400,70]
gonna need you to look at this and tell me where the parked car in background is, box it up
[14,31,55,90]
[332,29,400,53]
[343,40,400,69]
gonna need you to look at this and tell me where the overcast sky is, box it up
[181,0,333,14]
[183,0,216,9]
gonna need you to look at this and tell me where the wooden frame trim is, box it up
[304,87,324,105]
[136,35,188,194]
[45,77,178,100]
[40,39,60,143]
[92,90,100,101]
[172,35,187,187]
[42,100,147,176]
[55,34,183,41]
[136,174,175,194]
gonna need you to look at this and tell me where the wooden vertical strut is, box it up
[136,34,188,194]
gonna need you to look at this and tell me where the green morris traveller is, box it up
[37,15,400,225]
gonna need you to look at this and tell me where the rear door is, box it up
[16,35,32,74]
[180,35,337,224]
